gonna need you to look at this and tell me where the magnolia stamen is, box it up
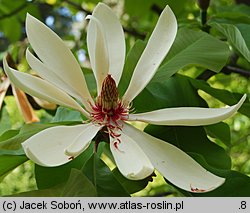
[113,139,124,153]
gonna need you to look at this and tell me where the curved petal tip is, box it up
[126,166,154,180]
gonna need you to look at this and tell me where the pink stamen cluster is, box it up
[90,100,128,131]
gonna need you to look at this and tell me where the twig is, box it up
[123,27,146,39]
[222,65,250,78]
[197,66,250,80]
[196,69,215,80]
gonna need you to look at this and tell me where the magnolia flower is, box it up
[4,3,246,193]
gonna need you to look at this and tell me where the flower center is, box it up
[90,75,129,134]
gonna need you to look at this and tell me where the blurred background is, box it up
[0,0,249,196]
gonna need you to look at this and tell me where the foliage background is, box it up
[0,0,249,196]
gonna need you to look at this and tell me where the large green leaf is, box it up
[133,74,207,113]
[0,129,23,155]
[13,169,97,197]
[118,40,146,96]
[125,0,189,19]
[211,22,250,62]
[59,169,97,196]
[211,4,250,25]
[198,170,250,197]
[52,106,82,122]
[0,107,12,135]
[144,125,250,196]
[190,78,250,117]
[112,168,153,194]
[0,123,56,152]
[0,155,27,179]
[152,28,230,83]
[173,152,250,196]
[205,122,231,147]
[125,0,165,18]
[236,24,250,49]
[11,185,62,197]
[0,121,82,153]
[35,143,94,190]
[188,154,250,197]
[0,17,22,42]
[145,125,231,171]
[82,153,129,196]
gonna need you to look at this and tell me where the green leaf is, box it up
[84,71,97,96]
[125,0,164,18]
[82,153,129,196]
[152,28,230,82]
[0,122,81,154]
[173,153,250,196]
[0,107,12,135]
[0,123,56,152]
[60,169,97,196]
[190,78,250,117]
[0,129,20,143]
[35,143,94,190]
[187,153,250,196]
[0,155,27,179]
[10,185,62,197]
[205,122,231,147]
[236,24,250,49]
[211,4,250,25]
[145,126,231,170]
[134,74,207,113]
[200,170,250,196]
[211,22,250,62]
[112,168,152,194]
[124,0,188,19]
[13,169,97,197]
[0,17,22,42]
[52,106,82,122]
[118,40,146,96]
[143,125,249,195]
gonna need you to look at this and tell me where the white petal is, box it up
[110,129,154,180]
[92,3,126,85]
[123,123,225,193]
[26,14,93,106]
[64,124,102,157]
[123,6,177,104]
[26,49,92,112]
[3,57,89,117]
[86,15,109,94]
[128,94,246,126]
[22,124,100,167]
